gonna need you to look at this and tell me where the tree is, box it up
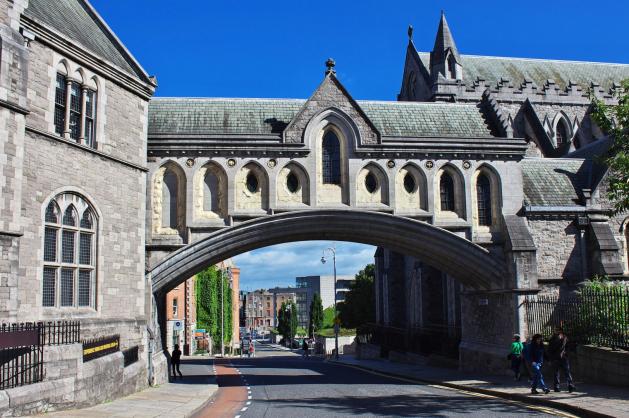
[338,263,376,328]
[277,301,298,344]
[590,79,629,213]
[322,306,336,329]
[308,293,324,337]
[195,265,233,350]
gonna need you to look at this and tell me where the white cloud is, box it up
[233,241,376,290]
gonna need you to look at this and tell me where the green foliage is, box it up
[195,265,233,350]
[338,264,376,328]
[296,326,307,337]
[322,306,336,329]
[308,292,324,337]
[277,301,298,341]
[590,79,629,214]
[316,328,356,338]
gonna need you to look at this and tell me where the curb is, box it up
[329,360,613,418]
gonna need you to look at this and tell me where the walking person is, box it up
[249,340,255,358]
[302,338,309,359]
[521,336,534,384]
[529,334,550,394]
[509,334,524,380]
[548,327,576,393]
[171,344,183,379]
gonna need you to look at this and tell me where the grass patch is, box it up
[316,328,356,338]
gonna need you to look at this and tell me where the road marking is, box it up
[240,406,248,412]
[248,395,252,399]
[246,401,251,405]
[334,362,579,418]
[235,415,240,418]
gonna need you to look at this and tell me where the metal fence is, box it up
[524,287,629,351]
[0,321,81,346]
[357,323,461,359]
[0,323,43,390]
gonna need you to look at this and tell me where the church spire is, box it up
[430,11,462,81]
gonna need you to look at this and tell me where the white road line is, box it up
[240,407,248,412]
[247,386,251,390]
[235,415,241,418]
[246,401,251,405]
[248,395,252,399]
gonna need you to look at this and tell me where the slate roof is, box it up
[522,158,591,207]
[416,52,629,91]
[148,98,494,138]
[25,0,145,79]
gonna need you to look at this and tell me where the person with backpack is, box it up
[529,334,550,394]
[508,334,524,380]
[548,327,576,393]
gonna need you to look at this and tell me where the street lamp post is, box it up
[286,303,292,348]
[220,266,232,358]
[321,246,339,360]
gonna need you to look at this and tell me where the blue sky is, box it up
[90,0,628,288]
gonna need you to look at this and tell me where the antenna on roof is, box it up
[407,25,413,40]
[325,58,336,75]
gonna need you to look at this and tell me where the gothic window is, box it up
[54,73,67,135]
[246,172,259,193]
[286,172,299,193]
[43,194,96,308]
[162,169,179,229]
[203,170,220,212]
[556,119,568,146]
[476,174,492,226]
[69,82,82,140]
[365,172,378,194]
[322,130,341,184]
[440,172,455,212]
[448,55,457,79]
[84,89,97,147]
[403,173,416,193]
[53,70,98,148]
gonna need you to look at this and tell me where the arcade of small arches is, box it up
[150,124,504,240]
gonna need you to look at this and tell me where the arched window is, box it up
[322,130,341,184]
[440,172,455,212]
[246,172,259,193]
[162,169,179,229]
[43,193,96,308]
[403,173,416,194]
[203,170,220,212]
[556,119,568,146]
[448,55,457,79]
[286,172,300,193]
[476,174,492,226]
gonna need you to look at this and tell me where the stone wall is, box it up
[528,218,583,282]
[572,345,629,387]
[0,346,148,416]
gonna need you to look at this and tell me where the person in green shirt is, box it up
[509,334,524,380]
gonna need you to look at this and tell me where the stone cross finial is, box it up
[325,58,336,75]
[408,25,413,40]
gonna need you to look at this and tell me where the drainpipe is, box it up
[147,325,155,386]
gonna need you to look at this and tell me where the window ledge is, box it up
[26,125,148,172]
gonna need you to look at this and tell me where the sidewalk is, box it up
[331,354,629,418]
[41,356,218,418]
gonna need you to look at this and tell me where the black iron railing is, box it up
[0,321,81,346]
[0,323,44,390]
[524,287,628,350]
[123,346,139,367]
[357,323,461,359]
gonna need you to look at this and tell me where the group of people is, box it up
[508,327,576,395]
[241,339,255,358]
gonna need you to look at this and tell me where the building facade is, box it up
[165,277,196,355]
[0,0,158,415]
[295,275,355,326]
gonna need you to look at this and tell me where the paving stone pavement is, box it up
[39,356,217,418]
[332,354,629,418]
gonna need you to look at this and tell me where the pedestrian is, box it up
[508,334,524,380]
[302,339,309,358]
[529,334,550,394]
[171,344,183,379]
[249,340,255,358]
[548,327,576,393]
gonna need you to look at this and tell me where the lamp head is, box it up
[321,256,326,264]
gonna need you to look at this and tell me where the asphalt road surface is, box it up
[207,342,569,418]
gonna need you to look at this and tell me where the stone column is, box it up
[79,86,88,143]
[63,79,73,139]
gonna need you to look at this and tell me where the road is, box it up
[202,342,569,418]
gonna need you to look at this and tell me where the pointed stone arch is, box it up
[235,161,269,213]
[396,163,428,212]
[277,161,310,207]
[152,160,186,236]
[356,162,389,206]
[552,111,574,147]
[435,163,465,220]
[194,161,228,221]
[471,164,503,234]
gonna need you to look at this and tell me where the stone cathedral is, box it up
[0,0,628,415]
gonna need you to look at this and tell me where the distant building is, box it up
[165,277,196,355]
[295,275,356,327]
[268,287,304,327]
[245,290,272,333]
